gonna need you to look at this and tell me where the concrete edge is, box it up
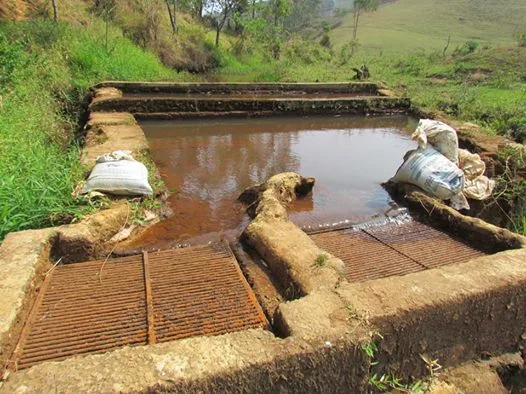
[339,248,526,377]
[387,184,526,251]
[94,81,380,93]
[88,96,412,115]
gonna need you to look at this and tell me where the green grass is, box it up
[217,40,526,144]
[330,0,526,52]
[0,21,181,240]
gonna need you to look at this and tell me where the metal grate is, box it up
[12,244,268,370]
[311,220,486,283]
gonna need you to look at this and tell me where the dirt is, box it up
[82,112,147,166]
[434,354,525,394]
[119,115,417,251]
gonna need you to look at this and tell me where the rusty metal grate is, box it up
[12,244,268,370]
[311,220,486,283]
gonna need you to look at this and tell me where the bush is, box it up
[339,41,357,64]
[333,7,350,17]
[453,40,480,56]
[282,38,333,65]
[319,34,332,49]
[508,116,526,143]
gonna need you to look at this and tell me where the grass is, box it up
[0,20,180,240]
[314,253,328,267]
[330,0,526,52]
[218,40,526,143]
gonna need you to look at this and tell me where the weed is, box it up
[369,374,426,393]
[314,253,328,267]
[361,339,378,360]
[420,354,442,377]
[360,334,433,393]
[345,304,359,320]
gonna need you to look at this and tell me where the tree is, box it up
[165,0,178,34]
[267,0,291,27]
[91,0,117,51]
[51,0,58,22]
[264,0,291,59]
[284,0,320,33]
[350,0,379,55]
[211,0,238,47]
[183,0,207,19]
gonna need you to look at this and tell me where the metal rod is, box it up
[143,251,156,345]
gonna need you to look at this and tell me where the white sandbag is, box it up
[392,146,464,200]
[412,119,459,164]
[82,152,153,196]
[463,176,495,200]
[96,150,136,163]
[458,149,495,200]
[458,149,485,180]
[450,192,470,211]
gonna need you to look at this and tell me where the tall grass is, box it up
[0,21,178,240]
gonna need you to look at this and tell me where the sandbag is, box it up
[82,151,153,196]
[412,119,459,164]
[458,149,485,180]
[458,149,495,200]
[392,146,464,200]
[463,176,495,200]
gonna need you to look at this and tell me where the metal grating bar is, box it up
[311,221,487,283]
[143,251,156,345]
[149,244,269,343]
[311,229,425,282]
[12,243,267,370]
[365,221,485,269]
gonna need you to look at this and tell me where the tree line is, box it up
[50,0,379,59]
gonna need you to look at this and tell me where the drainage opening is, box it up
[11,243,269,370]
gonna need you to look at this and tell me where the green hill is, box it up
[331,0,526,52]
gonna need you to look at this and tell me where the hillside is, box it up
[331,0,526,52]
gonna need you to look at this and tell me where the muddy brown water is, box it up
[125,115,417,250]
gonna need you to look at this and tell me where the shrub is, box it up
[516,31,526,47]
[319,33,332,49]
[453,40,480,56]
